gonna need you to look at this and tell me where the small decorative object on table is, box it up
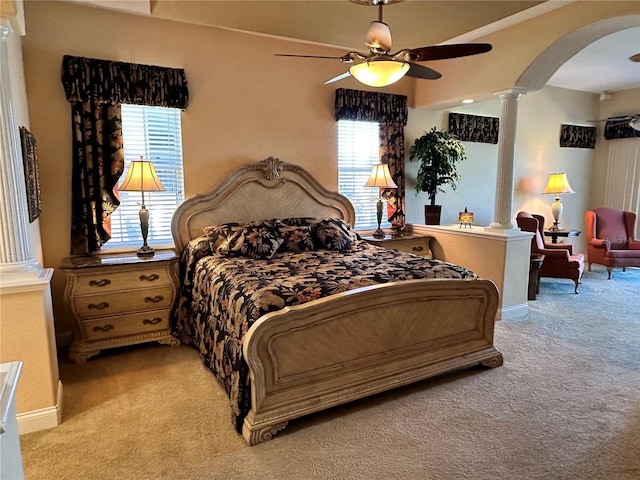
[458,207,473,228]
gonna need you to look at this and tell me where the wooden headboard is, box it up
[171,157,356,252]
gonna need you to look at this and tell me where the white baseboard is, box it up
[17,380,63,435]
[499,303,528,320]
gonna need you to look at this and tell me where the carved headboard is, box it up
[171,157,356,252]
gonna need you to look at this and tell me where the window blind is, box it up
[337,119,386,230]
[106,104,184,249]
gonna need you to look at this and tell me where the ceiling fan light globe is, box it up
[349,60,409,87]
[365,21,393,52]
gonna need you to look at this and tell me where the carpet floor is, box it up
[20,265,640,480]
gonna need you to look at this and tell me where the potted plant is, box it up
[408,127,466,224]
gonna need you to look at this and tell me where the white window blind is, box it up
[106,104,184,249]
[337,119,386,230]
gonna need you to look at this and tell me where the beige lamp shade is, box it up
[542,173,574,195]
[349,59,409,87]
[119,158,166,193]
[364,163,398,189]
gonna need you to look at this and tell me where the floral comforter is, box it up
[172,236,476,431]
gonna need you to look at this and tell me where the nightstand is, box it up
[361,233,433,258]
[60,250,180,363]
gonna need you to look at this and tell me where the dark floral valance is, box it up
[448,113,499,144]
[335,88,407,126]
[559,124,596,149]
[61,55,189,109]
[604,116,640,140]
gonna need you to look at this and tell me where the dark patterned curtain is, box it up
[61,55,189,254]
[335,88,408,227]
[604,117,640,140]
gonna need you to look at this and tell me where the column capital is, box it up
[495,87,529,100]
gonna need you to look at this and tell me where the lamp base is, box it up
[548,222,564,232]
[372,228,386,239]
[137,245,155,257]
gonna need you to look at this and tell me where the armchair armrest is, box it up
[540,248,570,260]
[590,238,609,249]
[545,243,574,254]
[629,239,640,251]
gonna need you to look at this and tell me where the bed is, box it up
[171,157,503,445]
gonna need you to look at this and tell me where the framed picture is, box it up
[19,126,42,223]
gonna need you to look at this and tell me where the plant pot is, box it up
[424,205,442,225]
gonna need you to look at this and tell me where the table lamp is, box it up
[119,157,166,256]
[364,163,398,238]
[542,172,574,231]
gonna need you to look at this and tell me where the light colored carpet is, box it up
[21,265,640,480]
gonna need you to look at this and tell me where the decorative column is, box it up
[0,23,38,278]
[487,88,527,231]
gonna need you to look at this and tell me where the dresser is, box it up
[361,233,433,258]
[61,250,180,363]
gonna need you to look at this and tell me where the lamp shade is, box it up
[119,157,166,193]
[349,59,409,87]
[542,173,574,195]
[364,164,398,189]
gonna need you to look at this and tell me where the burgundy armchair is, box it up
[585,207,640,279]
[516,211,585,293]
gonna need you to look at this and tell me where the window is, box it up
[106,104,184,249]
[337,119,387,230]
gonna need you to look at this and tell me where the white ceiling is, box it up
[547,26,640,94]
[78,0,640,94]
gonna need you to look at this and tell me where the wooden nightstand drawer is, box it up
[74,267,172,295]
[81,310,171,341]
[385,237,431,256]
[361,234,433,258]
[74,286,174,319]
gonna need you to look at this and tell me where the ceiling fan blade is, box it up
[411,43,492,62]
[275,53,348,60]
[406,63,442,80]
[324,71,352,85]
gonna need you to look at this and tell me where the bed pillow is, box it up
[311,217,358,252]
[278,225,315,253]
[218,220,284,259]
[203,223,240,253]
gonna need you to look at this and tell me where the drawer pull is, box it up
[88,302,110,310]
[140,273,160,282]
[143,317,163,325]
[412,246,424,252]
[89,279,111,287]
[144,295,164,303]
[93,324,114,333]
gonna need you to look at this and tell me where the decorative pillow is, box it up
[203,223,240,253]
[278,225,315,253]
[311,217,357,252]
[218,219,284,259]
[280,217,319,227]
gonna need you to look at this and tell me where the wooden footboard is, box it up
[242,278,502,445]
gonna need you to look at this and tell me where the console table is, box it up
[544,229,581,244]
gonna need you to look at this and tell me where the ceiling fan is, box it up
[588,114,640,132]
[274,0,492,87]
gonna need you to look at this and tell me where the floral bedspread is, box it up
[172,237,476,431]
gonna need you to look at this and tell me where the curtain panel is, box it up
[335,88,408,227]
[62,55,189,255]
